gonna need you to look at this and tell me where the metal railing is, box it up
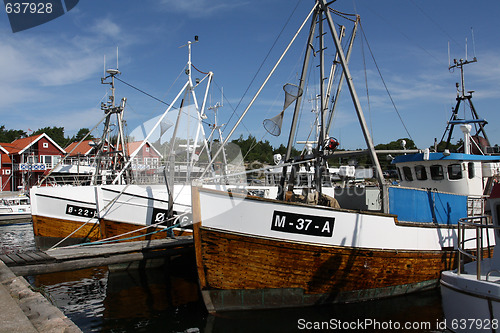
[457,215,495,280]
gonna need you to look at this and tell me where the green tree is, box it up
[0,126,26,142]
[32,127,68,147]
[71,128,94,143]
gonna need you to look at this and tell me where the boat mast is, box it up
[94,68,128,185]
[326,18,359,134]
[442,57,489,150]
[318,0,385,203]
[278,8,318,200]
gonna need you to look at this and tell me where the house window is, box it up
[415,165,427,180]
[27,155,39,164]
[402,166,413,181]
[4,169,10,175]
[41,156,52,165]
[146,147,150,153]
[430,165,444,180]
[43,142,48,148]
[448,163,463,180]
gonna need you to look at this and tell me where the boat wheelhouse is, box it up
[393,151,500,196]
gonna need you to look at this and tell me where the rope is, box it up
[114,76,211,126]
[359,22,414,142]
[50,211,189,250]
[48,183,136,250]
[360,32,374,142]
[223,0,303,131]
[115,77,171,107]
[192,63,209,75]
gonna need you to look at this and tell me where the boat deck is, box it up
[441,258,500,299]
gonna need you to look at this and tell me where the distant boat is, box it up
[192,0,498,312]
[0,194,31,224]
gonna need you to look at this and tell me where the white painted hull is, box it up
[441,259,500,333]
[0,207,31,222]
[29,183,279,239]
[97,184,192,226]
[30,185,100,225]
[197,188,487,251]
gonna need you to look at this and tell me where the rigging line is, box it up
[361,3,445,67]
[223,0,303,130]
[192,63,210,75]
[360,30,374,142]
[329,8,357,22]
[115,76,211,126]
[359,23,414,142]
[115,76,172,107]
[212,79,252,135]
[408,0,461,49]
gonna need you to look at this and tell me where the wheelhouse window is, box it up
[402,166,413,181]
[448,163,463,180]
[415,165,427,180]
[430,165,444,180]
[468,162,475,179]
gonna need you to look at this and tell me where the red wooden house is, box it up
[0,134,66,192]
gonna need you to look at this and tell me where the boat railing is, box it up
[457,215,495,280]
[467,195,488,217]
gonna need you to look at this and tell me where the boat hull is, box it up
[30,184,192,241]
[196,226,456,312]
[441,265,500,333]
[192,187,493,312]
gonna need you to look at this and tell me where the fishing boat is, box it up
[30,39,226,245]
[192,0,498,312]
[0,193,31,223]
[440,185,499,333]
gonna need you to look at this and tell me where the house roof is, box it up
[0,144,10,155]
[126,141,163,158]
[8,133,66,155]
[1,153,11,164]
[65,140,95,156]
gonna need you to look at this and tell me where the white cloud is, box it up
[158,0,248,18]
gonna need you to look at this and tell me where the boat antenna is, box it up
[471,27,477,59]
[448,41,451,68]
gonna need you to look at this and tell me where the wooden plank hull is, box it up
[192,187,494,312]
[32,214,191,243]
[32,214,102,240]
[196,226,457,312]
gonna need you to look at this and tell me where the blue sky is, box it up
[1,0,500,152]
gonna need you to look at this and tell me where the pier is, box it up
[0,236,194,276]
[0,235,194,332]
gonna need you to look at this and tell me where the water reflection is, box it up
[0,222,36,254]
[30,254,204,333]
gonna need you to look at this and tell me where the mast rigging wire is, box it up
[114,76,211,126]
[359,22,414,143]
[223,0,303,131]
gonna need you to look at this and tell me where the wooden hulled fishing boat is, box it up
[192,0,498,312]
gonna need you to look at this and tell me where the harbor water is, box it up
[0,222,447,332]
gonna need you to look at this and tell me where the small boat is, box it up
[440,186,500,332]
[0,194,31,223]
[192,0,498,313]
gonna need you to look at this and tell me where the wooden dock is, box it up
[0,236,193,276]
